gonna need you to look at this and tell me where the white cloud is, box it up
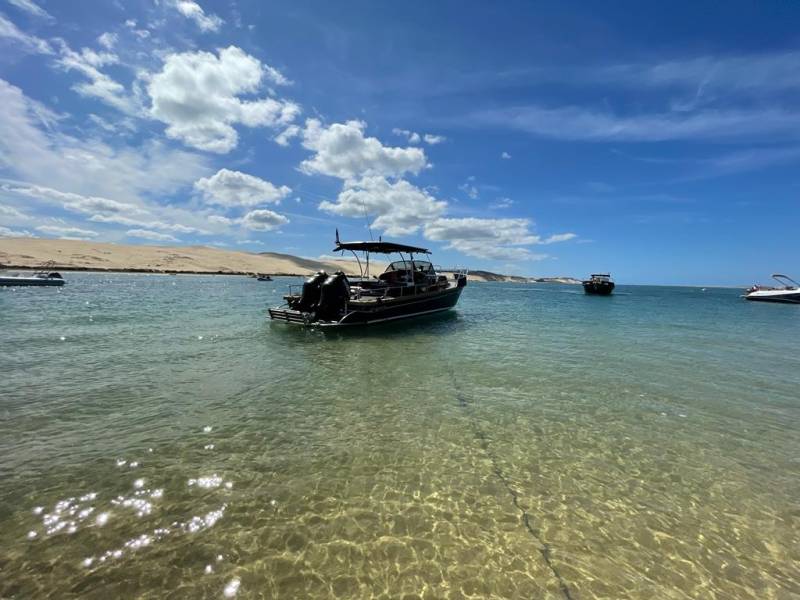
[392,128,419,144]
[302,119,428,180]
[194,168,290,207]
[36,224,99,238]
[423,134,445,145]
[208,214,233,225]
[490,197,514,209]
[89,214,210,234]
[0,203,26,217]
[4,183,145,216]
[240,209,289,231]
[392,129,445,145]
[274,124,300,146]
[97,32,118,50]
[542,232,577,244]
[423,217,572,260]
[459,180,478,199]
[0,13,52,54]
[127,229,179,242]
[6,0,51,20]
[171,0,223,32]
[475,105,800,143]
[501,151,511,159]
[54,40,137,114]
[147,46,299,153]
[0,79,215,239]
[319,176,446,236]
[0,225,33,237]
[586,53,800,95]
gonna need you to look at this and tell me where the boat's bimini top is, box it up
[333,240,430,254]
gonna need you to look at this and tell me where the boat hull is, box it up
[269,284,464,327]
[744,291,800,304]
[582,281,615,295]
[0,276,64,287]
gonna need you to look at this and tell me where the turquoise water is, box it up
[1,273,798,599]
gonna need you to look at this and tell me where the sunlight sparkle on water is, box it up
[223,578,240,598]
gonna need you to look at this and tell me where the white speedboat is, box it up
[0,271,65,287]
[743,274,800,304]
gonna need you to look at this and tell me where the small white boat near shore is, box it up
[743,274,800,304]
[0,271,65,287]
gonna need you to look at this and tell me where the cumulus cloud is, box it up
[147,46,299,152]
[0,13,52,54]
[194,168,290,207]
[302,119,428,180]
[36,224,99,238]
[319,176,446,236]
[127,228,179,242]
[6,0,51,19]
[501,151,512,159]
[171,0,223,32]
[240,208,289,231]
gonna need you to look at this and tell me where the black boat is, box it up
[256,274,273,281]
[268,233,467,327]
[582,273,615,295]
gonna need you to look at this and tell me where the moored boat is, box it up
[582,273,614,295]
[256,274,273,281]
[0,271,65,287]
[743,274,800,304]
[268,233,467,327]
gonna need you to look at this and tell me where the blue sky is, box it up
[0,0,798,285]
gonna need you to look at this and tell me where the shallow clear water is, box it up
[1,273,798,599]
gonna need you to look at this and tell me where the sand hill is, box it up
[0,238,364,276]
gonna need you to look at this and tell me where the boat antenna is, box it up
[359,198,374,241]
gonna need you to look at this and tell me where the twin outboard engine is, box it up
[316,271,349,321]
[294,271,327,312]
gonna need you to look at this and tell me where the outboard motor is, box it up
[316,271,349,321]
[294,271,327,312]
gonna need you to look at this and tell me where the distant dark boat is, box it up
[0,271,65,287]
[256,274,273,281]
[268,232,467,328]
[743,274,800,304]
[582,273,614,295]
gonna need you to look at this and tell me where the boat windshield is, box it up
[385,260,434,273]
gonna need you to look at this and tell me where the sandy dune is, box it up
[0,238,365,276]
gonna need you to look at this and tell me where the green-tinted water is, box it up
[1,273,798,599]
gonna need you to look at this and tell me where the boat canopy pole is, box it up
[348,250,363,278]
[773,273,800,287]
